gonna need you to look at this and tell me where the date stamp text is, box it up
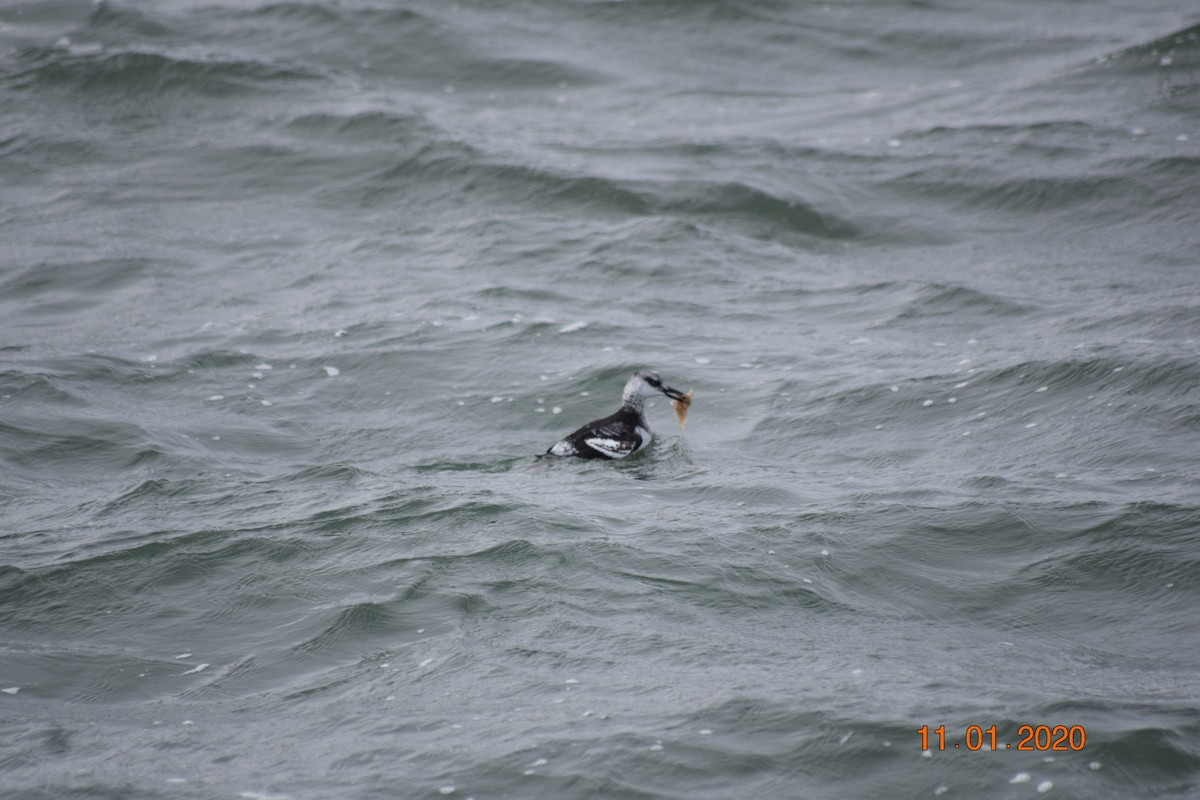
[917,724,1087,752]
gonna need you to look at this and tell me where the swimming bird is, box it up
[546,370,688,459]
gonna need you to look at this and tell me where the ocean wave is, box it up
[883,158,1133,221]
[5,45,321,96]
[0,256,153,302]
[292,601,411,655]
[0,413,166,473]
[282,109,438,145]
[349,146,860,242]
[0,131,109,179]
[885,282,1034,322]
[1089,21,1200,78]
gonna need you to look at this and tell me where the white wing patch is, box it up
[584,437,636,458]
[585,426,650,459]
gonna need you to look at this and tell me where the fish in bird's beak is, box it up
[663,383,694,428]
[660,384,687,401]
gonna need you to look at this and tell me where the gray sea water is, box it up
[3,1,1200,798]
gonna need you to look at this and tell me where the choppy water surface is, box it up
[3,1,1199,798]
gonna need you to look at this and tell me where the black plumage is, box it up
[545,370,687,460]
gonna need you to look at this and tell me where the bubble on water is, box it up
[322,366,340,377]
[1009,772,1031,784]
[1037,781,1053,793]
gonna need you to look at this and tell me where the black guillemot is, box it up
[545,370,688,459]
